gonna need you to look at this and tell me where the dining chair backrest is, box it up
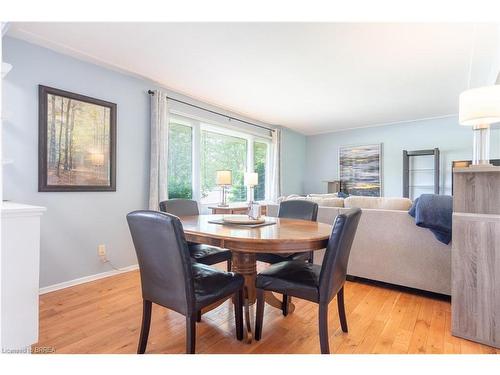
[278,200,318,222]
[319,208,361,303]
[159,199,199,216]
[126,210,195,316]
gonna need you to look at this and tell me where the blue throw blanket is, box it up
[408,194,453,245]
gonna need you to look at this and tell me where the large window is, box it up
[167,115,271,204]
[167,122,193,199]
[200,129,247,204]
[253,141,268,201]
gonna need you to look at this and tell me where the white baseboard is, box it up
[39,264,139,295]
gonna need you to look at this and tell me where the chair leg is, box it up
[186,316,196,354]
[318,303,330,354]
[337,286,348,333]
[307,251,314,264]
[196,311,202,322]
[234,288,244,341]
[137,300,152,354]
[254,288,265,341]
[282,294,290,316]
[227,258,232,271]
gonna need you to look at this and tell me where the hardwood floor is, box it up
[36,270,499,354]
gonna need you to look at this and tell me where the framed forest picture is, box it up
[38,85,116,192]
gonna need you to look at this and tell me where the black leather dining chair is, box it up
[256,200,319,315]
[159,199,233,271]
[254,208,361,354]
[127,210,244,354]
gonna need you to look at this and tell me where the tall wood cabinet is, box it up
[452,167,500,348]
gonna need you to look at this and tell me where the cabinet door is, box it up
[452,214,500,347]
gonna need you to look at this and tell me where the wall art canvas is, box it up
[38,85,116,191]
[339,143,382,196]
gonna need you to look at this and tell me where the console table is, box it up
[452,166,500,348]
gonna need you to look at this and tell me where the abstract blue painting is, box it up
[339,143,382,197]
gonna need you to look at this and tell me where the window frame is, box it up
[253,139,272,202]
[168,113,272,206]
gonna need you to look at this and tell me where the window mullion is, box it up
[192,121,201,202]
[265,142,271,201]
[247,135,254,202]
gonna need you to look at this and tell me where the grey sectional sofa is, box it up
[266,196,451,295]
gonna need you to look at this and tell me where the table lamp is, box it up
[216,170,232,207]
[459,85,500,166]
[244,172,258,201]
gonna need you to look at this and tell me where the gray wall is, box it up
[305,116,500,196]
[281,127,306,195]
[2,36,298,288]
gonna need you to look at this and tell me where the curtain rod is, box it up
[148,90,275,133]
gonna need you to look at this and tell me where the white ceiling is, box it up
[6,23,500,134]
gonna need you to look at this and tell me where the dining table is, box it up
[179,214,332,342]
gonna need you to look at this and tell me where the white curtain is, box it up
[149,90,169,210]
[270,128,282,202]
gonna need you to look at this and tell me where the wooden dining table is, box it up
[180,214,332,342]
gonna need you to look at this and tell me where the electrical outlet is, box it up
[98,244,107,262]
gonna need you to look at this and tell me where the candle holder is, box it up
[244,172,260,219]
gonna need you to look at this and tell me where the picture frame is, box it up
[338,143,382,197]
[38,85,117,192]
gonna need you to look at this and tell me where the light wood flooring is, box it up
[36,270,499,354]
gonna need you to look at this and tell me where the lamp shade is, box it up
[216,170,232,185]
[244,172,258,187]
[459,85,500,126]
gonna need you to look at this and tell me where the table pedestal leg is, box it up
[263,291,296,314]
[231,252,297,343]
[232,252,257,343]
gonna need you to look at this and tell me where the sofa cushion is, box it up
[307,193,339,198]
[344,196,412,211]
[309,197,344,207]
[285,195,344,208]
[277,194,303,203]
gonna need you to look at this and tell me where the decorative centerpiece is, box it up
[244,172,261,219]
[222,215,265,225]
